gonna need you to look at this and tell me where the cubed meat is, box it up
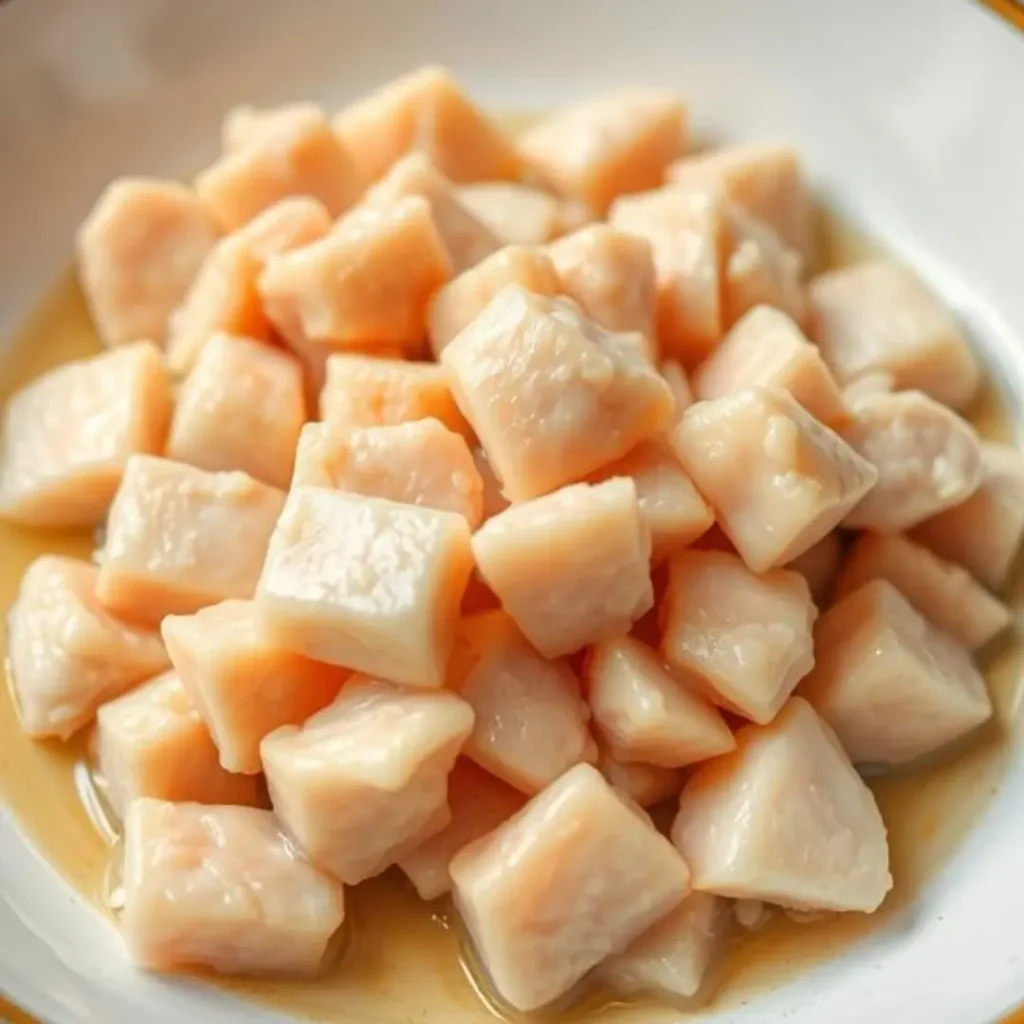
[472,446,510,520]
[233,196,334,262]
[221,101,326,153]
[456,182,590,245]
[661,359,694,419]
[785,532,842,606]
[595,746,685,808]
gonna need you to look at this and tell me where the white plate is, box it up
[2,0,1024,1021]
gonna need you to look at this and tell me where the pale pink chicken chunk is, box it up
[0,341,171,527]
[122,798,345,975]
[785,531,842,606]
[7,556,169,739]
[261,677,473,884]
[672,698,892,911]
[801,580,992,765]
[595,747,685,808]
[472,478,653,658]
[456,182,590,246]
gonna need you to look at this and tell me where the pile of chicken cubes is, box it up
[2,65,1022,1014]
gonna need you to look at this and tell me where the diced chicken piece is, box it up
[785,532,842,606]
[448,611,594,793]
[221,101,325,153]
[233,196,334,262]
[473,478,653,657]
[842,390,983,531]
[672,697,892,911]
[456,182,590,246]
[442,287,673,500]
[167,333,306,489]
[661,549,817,724]
[836,533,1010,651]
[195,106,362,230]
[450,762,690,1012]
[97,456,285,625]
[122,798,345,975]
[808,261,980,410]
[843,371,895,405]
[7,556,170,739]
[77,178,220,347]
[161,600,345,775]
[694,305,847,428]
[596,746,685,808]
[291,419,483,527]
[333,65,522,184]
[262,677,473,884]
[0,341,171,527]
[256,487,472,686]
[96,671,262,818]
[661,359,694,419]
[519,90,686,214]
[398,759,526,900]
[671,387,877,571]
[472,446,510,520]
[260,196,451,359]
[800,580,992,765]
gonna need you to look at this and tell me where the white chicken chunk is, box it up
[456,182,589,246]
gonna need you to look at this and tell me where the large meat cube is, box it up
[122,799,345,975]
[256,487,472,686]
[786,531,842,606]
[97,456,285,625]
[809,261,980,410]
[801,580,992,765]
[7,556,169,739]
[161,600,345,775]
[167,333,306,490]
[671,387,877,571]
[261,677,473,884]
[442,287,673,500]
[842,390,983,531]
[77,178,220,347]
[291,419,483,527]
[661,549,817,724]
[450,762,690,1012]
[333,65,522,184]
[472,478,653,657]
[596,746,685,808]
[672,698,892,911]
[449,611,595,793]
[0,341,171,527]
[456,182,590,246]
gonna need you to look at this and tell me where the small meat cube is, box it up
[456,182,590,245]
[672,697,892,911]
[161,600,345,775]
[671,387,877,571]
[77,178,220,347]
[122,799,345,975]
[450,763,690,1012]
[261,677,473,884]
[97,456,285,625]
[661,549,817,724]
[596,746,685,808]
[520,90,686,214]
[256,487,472,686]
[442,287,673,500]
[473,446,510,520]
[800,580,993,765]
[449,611,595,793]
[809,261,980,410]
[333,65,522,184]
[221,101,324,153]
[96,671,262,818]
[661,359,694,419]
[785,532,842,606]
[291,419,483,527]
[167,333,306,489]
[836,533,1010,651]
[398,759,525,900]
[0,341,171,527]
[7,556,170,739]
[472,478,653,658]
[842,390,983,531]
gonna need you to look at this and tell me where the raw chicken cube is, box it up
[0,341,171,527]
[473,446,510,520]
[161,600,345,775]
[256,487,472,686]
[456,182,590,246]
[671,387,877,571]
[441,287,673,500]
[7,556,169,739]
[233,195,334,262]
[785,532,842,606]
[672,697,892,911]
[472,478,653,657]
[261,677,474,884]
[800,580,993,765]
[291,419,484,527]
[77,178,220,347]
[450,762,690,1012]
[661,549,817,724]
[661,359,694,419]
[97,456,285,625]
[808,261,980,410]
[122,798,345,975]
[595,746,685,808]
[221,101,324,153]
